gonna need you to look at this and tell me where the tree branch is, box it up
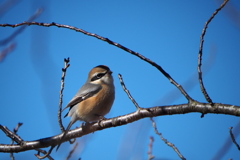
[0,102,239,153]
[0,21,193,102]
[0,125,53,159]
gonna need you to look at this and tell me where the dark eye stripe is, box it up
[91,72,106,81]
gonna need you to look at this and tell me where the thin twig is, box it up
[212,121,240,160]
[58,58,70,132]
[147,136,154,160]
[57,58,75,149]
[0,8,43,46]
[9,150,14,160]
[12,123,23,134]
[0,21,193,102]
[197,0,229,104]
[66,142,79,160]
[150,118,186,160]
[118,74,141,110]
[229,127,240,150]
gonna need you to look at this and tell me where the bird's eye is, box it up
[91,73,106,81]
[96,73,104,79]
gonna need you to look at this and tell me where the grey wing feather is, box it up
[62,83,102,114]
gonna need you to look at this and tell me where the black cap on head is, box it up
[95,65,110,71]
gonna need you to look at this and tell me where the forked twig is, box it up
[150,118,186,160]
[197,0,229,104]
[118,74,141,110]
[0,124,53,160]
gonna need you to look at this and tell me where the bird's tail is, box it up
[56,120,74,151]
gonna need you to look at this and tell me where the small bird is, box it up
[56,65,115,150]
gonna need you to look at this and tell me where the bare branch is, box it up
[159,46,216,105]
[197,0,229,104]
[0,21,193,102]
[229,127,240,150]
[58,58,70,132]
[150,118,186,160]
[0,125,53,159]
[118,74,141,110]
[0,102,239,153]
[147,136,154,160]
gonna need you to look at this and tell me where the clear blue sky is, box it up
[0,0,240,159]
